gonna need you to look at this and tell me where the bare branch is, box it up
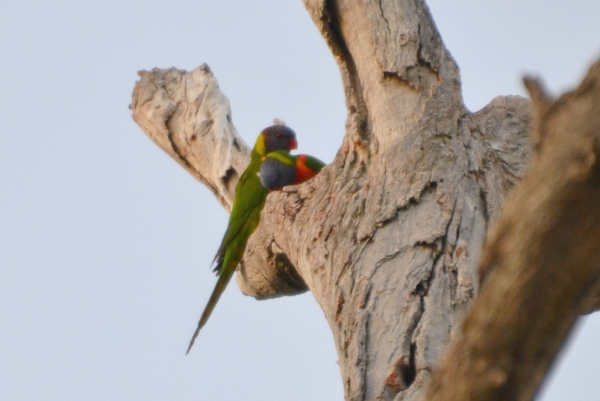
[130,65,307,298]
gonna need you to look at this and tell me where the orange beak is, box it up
[289,138,298,150]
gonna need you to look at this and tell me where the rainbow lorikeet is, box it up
[187,125,298,354]
[259,150,326,191]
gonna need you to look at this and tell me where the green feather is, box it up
[187,151,267,354]
[264,150,296,166]
[302,155,326,172]
[187,125,303,353]
[187,123,303,354]
[265,151,325,172]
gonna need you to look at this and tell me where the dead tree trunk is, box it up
[128,1,594,400]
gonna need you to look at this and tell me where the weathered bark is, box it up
[131,65,249,211]
[130,1,540,400]
[425,60,600,401]
[251,4,531,400]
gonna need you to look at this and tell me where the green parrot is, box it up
[259,150,326,191]
[186,125,298,354]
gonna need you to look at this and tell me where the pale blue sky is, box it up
[1,1,599,400]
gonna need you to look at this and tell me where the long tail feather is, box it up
[186,269,235,354]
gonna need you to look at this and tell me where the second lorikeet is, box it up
[186,125,297,354]
[259,150,326,191]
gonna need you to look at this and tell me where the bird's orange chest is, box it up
[293,155,317,184]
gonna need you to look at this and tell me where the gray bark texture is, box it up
[425,61,600,401]
[130,1,598,400]
[130,65,249,211]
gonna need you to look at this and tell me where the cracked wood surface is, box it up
[131,65,249,211]
[425,60,600,401]
[130,1,533,400]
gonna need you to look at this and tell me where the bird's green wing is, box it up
[187,127,302,353]
[263,150,296,166]
[301,155,326,173]
[187,158,267,353]
[211,159,266,274]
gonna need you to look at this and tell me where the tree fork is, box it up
[128,1,599,400]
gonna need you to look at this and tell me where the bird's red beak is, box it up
[289,138,298,150]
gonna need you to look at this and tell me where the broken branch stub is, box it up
[130,64,249,210]
[130,64,307,297]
